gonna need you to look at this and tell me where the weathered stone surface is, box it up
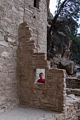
[51,57,74,75]
[59,60,74,75]
[0,0,47,112]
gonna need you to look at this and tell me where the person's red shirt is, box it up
[37,78,45,83]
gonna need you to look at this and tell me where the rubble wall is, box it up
[17,22,65,112]
[66,77,80,89]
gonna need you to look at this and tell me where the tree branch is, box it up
[49,0,68,33]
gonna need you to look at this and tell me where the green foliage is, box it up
[47,0,80,63]
[70,36,80,64]
[57,0,80,21]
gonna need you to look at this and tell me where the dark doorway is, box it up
[34,0,40,9]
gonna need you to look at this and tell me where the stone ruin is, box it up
[0,0,80,120]
[17,22,65,112]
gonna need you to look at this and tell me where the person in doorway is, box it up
[37,72,45,84]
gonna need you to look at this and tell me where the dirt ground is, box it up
[0,107,56,120]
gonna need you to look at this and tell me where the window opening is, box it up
[34,0,40,9]
[34,69,45,84]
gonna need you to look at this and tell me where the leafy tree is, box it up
[47,0,80,61]
[70,35,80,64]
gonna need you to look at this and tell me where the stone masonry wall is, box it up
[17,22,65,112]
[0,0,47,111]
[66,77,80,89]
